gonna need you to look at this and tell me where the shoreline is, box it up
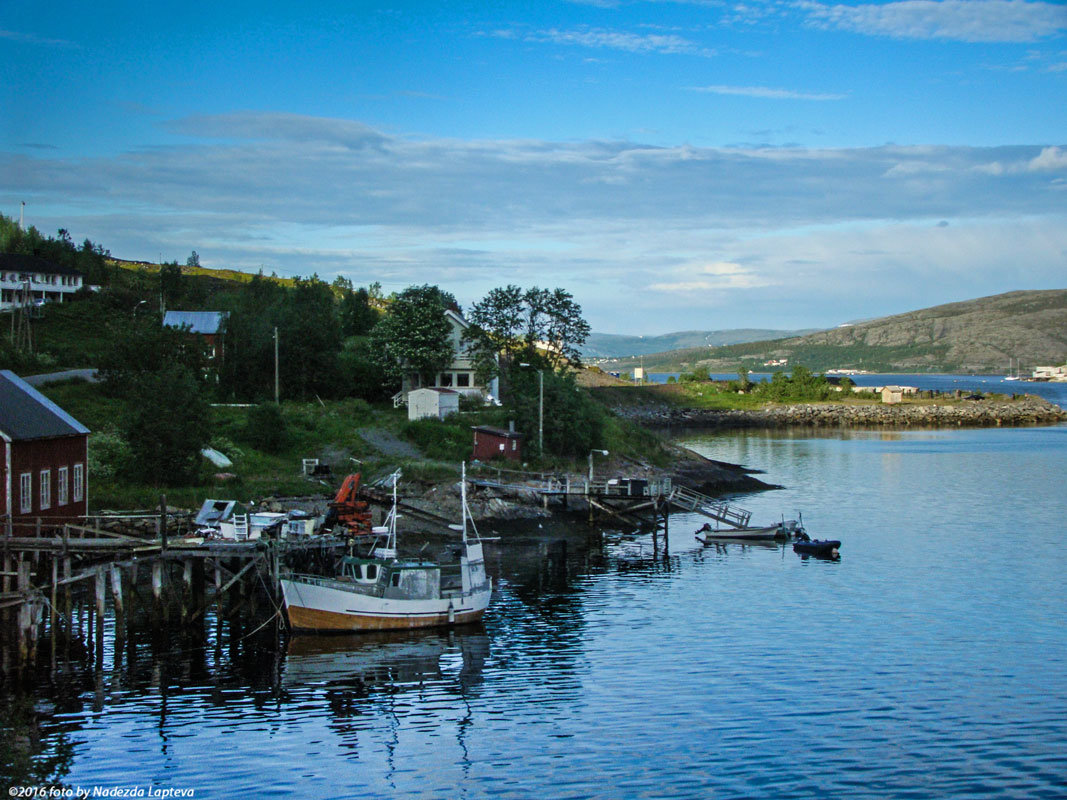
[609,395,1066,430]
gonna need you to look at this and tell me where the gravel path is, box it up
[357,427,423,459]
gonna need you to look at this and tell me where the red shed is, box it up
[0,370,90,529]
[471,425,524,462]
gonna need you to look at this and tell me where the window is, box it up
[39,469,51,509]
[439,372,453,387]
[57,466,69,506]
[20,473,32,514]
[456,372,471,387]
[73,463,84,503]
[366,564,377,580]
[391,572,401,587]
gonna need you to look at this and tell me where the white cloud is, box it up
[4,114,1064,331]
[0,29,78,48]
[1029,146,1067,171]
[798,0,1067,43]
[495,26,716,56]
[690,84,847,100]
[648,261,772,292]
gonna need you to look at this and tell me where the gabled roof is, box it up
[0,370,91,441]
[471,425,523,439]
[0,253,85,277]
[163,310,228,335]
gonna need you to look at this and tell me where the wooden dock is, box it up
[466,464,753,529]
[0,511,345,674]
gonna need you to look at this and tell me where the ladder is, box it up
[668,486,752,528]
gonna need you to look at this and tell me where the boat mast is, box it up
[461,462,468,543]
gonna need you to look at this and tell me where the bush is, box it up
[402,418,471,461]
[246,403,288,453]
[88,427,132,480]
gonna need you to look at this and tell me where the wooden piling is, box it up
[17,559,31,666]
[95,567,106,618]
[110,567,123,618]
[152,560,164,620]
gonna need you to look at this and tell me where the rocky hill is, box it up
[606,290,1067,374]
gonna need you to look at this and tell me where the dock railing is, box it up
[668,486,752,528]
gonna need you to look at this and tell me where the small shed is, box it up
[408,387,460,421]
[881,385,905,405]
[472,425,524,462]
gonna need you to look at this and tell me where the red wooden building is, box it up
[0,370,90,529]
[471,425,524,462]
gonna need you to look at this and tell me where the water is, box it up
[4,424,1067,798]
[648,372,1067,409]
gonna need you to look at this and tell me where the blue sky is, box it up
[2,0,1065,334]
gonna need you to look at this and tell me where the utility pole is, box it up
[274,326,280,403]
[538,369,543,456]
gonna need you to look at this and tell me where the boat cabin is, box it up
[340,556,444,600]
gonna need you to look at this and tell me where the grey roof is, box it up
[0,253,85,278]
[0,370,91,441]
[163,310,227,335]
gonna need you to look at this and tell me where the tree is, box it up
[507,365,605,457]
[464,284,525,384]
[97,313,208,396]
[186,251,200,268]
[124,367,210,485]
[462,284,592,389]
[340,286,379,337]
[370,284,455,387]
[159,262,183,309]
[543,287,590,369]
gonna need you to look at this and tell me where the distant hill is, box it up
[582,328,820,359]
[604,290,1067,374]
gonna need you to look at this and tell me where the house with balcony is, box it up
[0,253,85,310]
[395,309,499,406]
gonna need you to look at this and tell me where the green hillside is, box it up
[604,290,1067,374]
[582,328,821,359]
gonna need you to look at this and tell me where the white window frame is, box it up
[57,466,69,506]
[73,463,84,503]
[20,472,32,514]
[40,469,51,510]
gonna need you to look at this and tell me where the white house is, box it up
[1032,365,1067,382]
[408,387,461,421]
[0,254,85,310]
[397,309,499,405]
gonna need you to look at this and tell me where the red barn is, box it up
[471,425,524,462]
[0,370,90,529]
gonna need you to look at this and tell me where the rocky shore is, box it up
[612,395,1066,429]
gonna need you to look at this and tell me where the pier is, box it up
[466,464,753,529]
[0,506,345,675]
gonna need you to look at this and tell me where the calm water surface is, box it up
[4,424,1067,798]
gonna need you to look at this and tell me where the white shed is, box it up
[408,387,461,421]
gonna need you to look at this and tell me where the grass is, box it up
[35,374,722,511]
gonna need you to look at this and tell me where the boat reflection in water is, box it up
[282,627,490,695]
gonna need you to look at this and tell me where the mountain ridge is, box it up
[600,289,1067,374]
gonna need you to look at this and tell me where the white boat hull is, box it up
[281,577,492,632]
[696,524,784,542]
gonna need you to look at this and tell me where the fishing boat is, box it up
[280,466,492,633]
[695,523,786,543]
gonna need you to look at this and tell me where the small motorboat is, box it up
[792,538,841,559]
[695,523,786,543]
